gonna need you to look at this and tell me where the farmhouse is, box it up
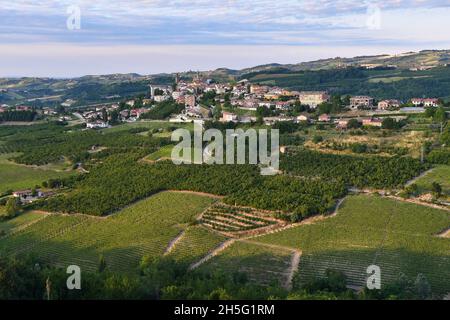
[250,84,269,95]
[221,112,238,123]
[411,98,439,107]
[86,121,109,129]
[336,119,351,129]
[350,96,374,109]
[154,95,170,103]
[296,115,310,123]
[13,189,53,204]
[318,114,331,122]
[362,118,383,127]
[378,99,401,110]
[130,108,149,119]
[299,91,330,108]
[15,105,31,111]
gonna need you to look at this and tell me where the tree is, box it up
[433,106,447,123]
[317,102,332,115]
[102,108,108,122]
[98,255,107,273]
[347,119,361,129]
[312,135,323,143]
[110,110,119,124]
[213,105,222,121]
[5,197,20,219]
[431,182,442,197]
[382,117,396,130]
[414,274,431,299]
[424,107,436,118]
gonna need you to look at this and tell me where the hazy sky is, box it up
[1,0,450,77]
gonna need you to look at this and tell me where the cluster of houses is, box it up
[0,104,33,113]
[219,110,406,129]
[80,100,156,129]
[4,73,441,130]
[155,74,443,127]
[12,189,54,204]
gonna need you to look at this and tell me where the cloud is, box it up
[0,1,449,76]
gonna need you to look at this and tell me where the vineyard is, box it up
[251,195,450,295]
[198,241,294,287]
[414,165,450,197]
[200,203,284,236]
[165,226,227,264]
[0,192,220,273]
[0,211,46,235]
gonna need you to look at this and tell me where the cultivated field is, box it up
[102,121,192,134]
[251,195,450,295]
[414,165,450,197]
[0,192,219,272]
[0,211,46,235]
[166,226,227,264]
[198,241,294,287]
[0,153,72,194]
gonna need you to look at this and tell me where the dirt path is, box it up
[386,196,450,212]
[437,228,450,238]
[167,190,224,199]
[405,168,435,187]
[189,239,236,270]
[163,231,186,256]
[285,251,302,290]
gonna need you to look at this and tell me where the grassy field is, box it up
[144,144,175,161]
[248,195,450,295]
[0,192,219,273]
[102,121,192,134]
[414,165,450,196]
[0,153,73,194]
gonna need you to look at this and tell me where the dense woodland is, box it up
[0,123,170,165]
[38,153,346,218]
[0,110,37,122]
[281,149,426,189]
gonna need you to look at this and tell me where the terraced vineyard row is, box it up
[200,203,280,234]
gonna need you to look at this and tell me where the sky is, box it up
[0,0,450,77]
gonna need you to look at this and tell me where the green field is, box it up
[0,211,46,235]
[0,192,219,272]
[199,241,293,287]
[0,153,73,194]
[167,226,227,263]
[144,144,175,161]
[102,121,192,134]
[414,165,450,196]
[237,195,450,295]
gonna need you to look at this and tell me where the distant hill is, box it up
[236,49,450,75]
[1,49,450,105]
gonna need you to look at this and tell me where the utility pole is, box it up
[421,145,425,164]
